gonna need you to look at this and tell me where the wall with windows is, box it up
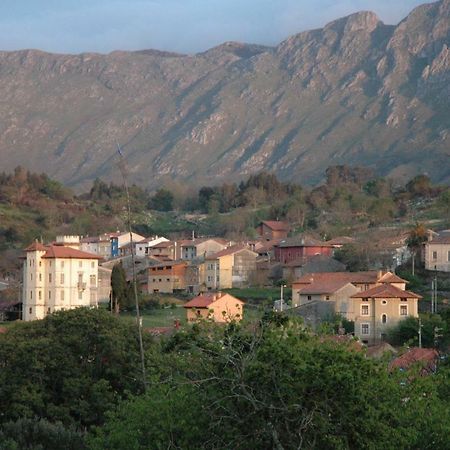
[424,242,450,272]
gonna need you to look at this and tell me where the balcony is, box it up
[77,282,86,291]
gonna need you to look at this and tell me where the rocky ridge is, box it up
[0,0,448,190]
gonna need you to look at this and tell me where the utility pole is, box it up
[434,276,438,313]
[418,317,422,348]
[431,279,435,314]
[116,143,147,392]
[280,284,286,312]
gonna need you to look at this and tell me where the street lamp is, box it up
[280,284,287,312]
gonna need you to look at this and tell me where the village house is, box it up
[282,254,346,281]
[180,238,228,261]
[134,236,169,258]
[203,245,257,290]
[79,233,112,259]
[183,291,244,323]
[256,221,290,241]
[147,261,188,293]
[424,230,450,272]
[351,284,421,345]
[22,239,102,321]
[110,231,145,258]
[274,235,334,264]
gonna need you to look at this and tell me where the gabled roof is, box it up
[350,283,422,299]
[183,292,244,309]
[277,235,333,248]
[25,242,48,252]
[428,230,450,244]
[378,272,407,284]
[206,244,256,259]
[298,280,355,295]
[326,236,355,246]
[389,347,439,373]
[261,221,290,231]
[41,245,103,260]
[294,271,380,285]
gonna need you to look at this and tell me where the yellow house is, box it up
[424,231,450,272]
[22,241,102,321]
[350,284,421,345]
[183,292,244,323]
[203,245,257,290]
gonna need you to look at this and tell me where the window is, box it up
[432,251,437,260]
[61,261,64,269]
[361,323,370,335]
[30,273,33,281]
[60,273,64,284]
[91,261,95,268]
[79,261,83,268]
[307,295,312,301]
[90,275,96,286]
[381,314,387,324]
[48,291,51,300]
[361,304,369,316]
[47,307,51,314]
[61,290,65,301]
[78,291,83,300]
[381,300,387,305]
[39,261,41,267]
[29,307,32,314]
[39,273,42,282]
[49,273,52,283]
[400,305,408,316]
[325,295,330,300]
[38,291,41,300]
[30,291,33,299]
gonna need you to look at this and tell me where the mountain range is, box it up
[0,0,449,190]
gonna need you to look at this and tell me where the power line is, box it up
[116,143,147,392]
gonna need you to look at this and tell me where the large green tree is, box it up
[88,319,450,449]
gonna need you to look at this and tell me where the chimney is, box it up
[377,270,382,280]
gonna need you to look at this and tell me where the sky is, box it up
[0,0,427,54]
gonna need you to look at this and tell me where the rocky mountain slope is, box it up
[0,0,448,190]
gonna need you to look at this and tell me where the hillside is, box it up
[0,0,448,190]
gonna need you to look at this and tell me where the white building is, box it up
[22,241,102,321]
[134,236,170,258]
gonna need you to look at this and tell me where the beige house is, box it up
[424,230,450,272]
[292,271,406,306]
[22,241,102,321]
[180,238,228,261]
[147,261,188,293]
[183,292,244,323]
[351,284,421,345]
[203,245,257,290]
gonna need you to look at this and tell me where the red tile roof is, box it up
[277,235,333,248]
[298,280,354,295]
[41,245,103,260]
[350,283,422,299]
[294,271,381,285]
[207,244,254,259]
[25,242,48,252]
[389,347,439,373]
[261,221,290,231]
[183,292,244,309]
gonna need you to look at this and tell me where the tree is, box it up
[111,263,127,314]
[406,223,428,275]
[89,320,433,449]
[0,309,146,431]
[148,189,174,211]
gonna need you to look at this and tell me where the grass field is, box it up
[120,304,264,328]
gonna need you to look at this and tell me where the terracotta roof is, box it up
[389,348,439,373]
[294,271,381,285]
[350,283,422,299]
[378,272,407,284]
[428,230,450,244]
[277,235,333,248]
[184,292,244,309]
[261,221,290,231]
[41,245,103,260]
[326,236,356,246]
[298,280,354,295]
[255,239,282,253]
[207,244,255,259]
[151,241,173,248]
[25,242,48,252]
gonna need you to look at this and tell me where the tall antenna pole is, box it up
[116,143,147,391]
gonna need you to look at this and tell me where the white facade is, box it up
[135,236,169,257]
[22,244,100,321]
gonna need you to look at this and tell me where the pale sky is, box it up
[0,0,427,54]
